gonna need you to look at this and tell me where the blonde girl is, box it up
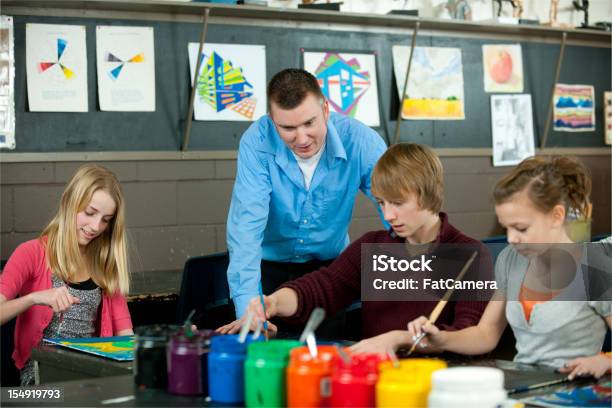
[0,164,133,385]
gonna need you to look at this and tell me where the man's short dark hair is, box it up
[267,68,324,110]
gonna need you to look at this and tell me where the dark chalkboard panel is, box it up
[8,14,611,152]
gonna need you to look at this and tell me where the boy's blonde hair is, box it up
[41,164,129,295]
[371,143,444,213]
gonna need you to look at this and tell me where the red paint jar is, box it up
[329,352,387,407]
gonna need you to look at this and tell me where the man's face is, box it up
[270,93,329,159]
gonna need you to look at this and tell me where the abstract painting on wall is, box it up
[303,51,380,127]
[553,84,595,132]
[188,43,266,121]
[482,44,523,93]
[96,26,155,111]
[44,336,134,361]
[26,23,88,112]
[392,45,465,120]
[604,91,611,145]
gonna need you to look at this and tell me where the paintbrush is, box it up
[258,282,269,341]
[406,251,478,356]
[184,309,196,338]
[299,308,326,358]
[509,377,571,394]
[238,310,254,343]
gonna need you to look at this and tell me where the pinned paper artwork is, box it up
[491,94,535,167]
[553,84,595,132]
[96,26,155,111]
[303,51,380,127]
[604,91,611,145]
[482,44,523,93]
[188,43,266,121]
[26,23,88,112]
[392,46,465,120]
[0,16,15,149]
[44,336,134,361]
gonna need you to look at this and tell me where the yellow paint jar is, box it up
[376,359,447,408]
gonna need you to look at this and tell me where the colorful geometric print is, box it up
[105,52,145,80]
[313,53,371,118]
[38,38,74,79]
[197,51,255,118]
[43,336,134,361]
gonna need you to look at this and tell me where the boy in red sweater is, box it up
[218,143,489,354]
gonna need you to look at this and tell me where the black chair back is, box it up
[175,253,233,329]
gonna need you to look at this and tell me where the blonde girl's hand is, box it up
[558,354,612,380]
[406,315,443,349]
[29,286,80,313]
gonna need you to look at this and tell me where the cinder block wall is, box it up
[1,155,610,278]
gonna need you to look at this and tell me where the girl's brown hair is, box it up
[493,156,592,220]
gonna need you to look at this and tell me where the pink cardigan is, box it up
[0,239,133,369]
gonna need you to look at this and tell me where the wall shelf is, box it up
[4,0,611,47]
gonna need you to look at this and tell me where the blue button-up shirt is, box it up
[227,112,387,317]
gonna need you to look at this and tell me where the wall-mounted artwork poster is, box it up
[0,15,15,149]
[26,23,88,112]
[553,84,595,132]
[491,94,535,167]
[392,45,465,120]
[96,26,155,112]
[605,91,612,145]
[482,44,523,93]
[188,43,266,121]
[302,51,380,127]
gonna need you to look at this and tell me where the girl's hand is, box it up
[349,330,405,355]
[406,315,444,349]
[29,286,80,313]
[559,354,612,380]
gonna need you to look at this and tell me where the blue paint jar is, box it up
[208,334,258,404]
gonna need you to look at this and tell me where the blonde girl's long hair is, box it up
[41,164,129,295]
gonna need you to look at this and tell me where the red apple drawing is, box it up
[489,50,513,84]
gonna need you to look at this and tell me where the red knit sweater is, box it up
[281,213,489,338]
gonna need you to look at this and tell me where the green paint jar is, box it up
[244,340,301,407]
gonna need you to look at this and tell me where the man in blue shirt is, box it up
[227,68,387,318]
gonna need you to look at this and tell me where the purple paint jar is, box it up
[167,330,204,395]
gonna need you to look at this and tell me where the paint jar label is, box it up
[320,377,331,398]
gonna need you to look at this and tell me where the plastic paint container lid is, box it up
[428,367,507,408]
[430,367,504,391]
[135,324,178,345]
[334,352,388,375]
[210,334,257,354]
[379,358,447,374]
[247,339,301,361]
[289,345,338,366]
